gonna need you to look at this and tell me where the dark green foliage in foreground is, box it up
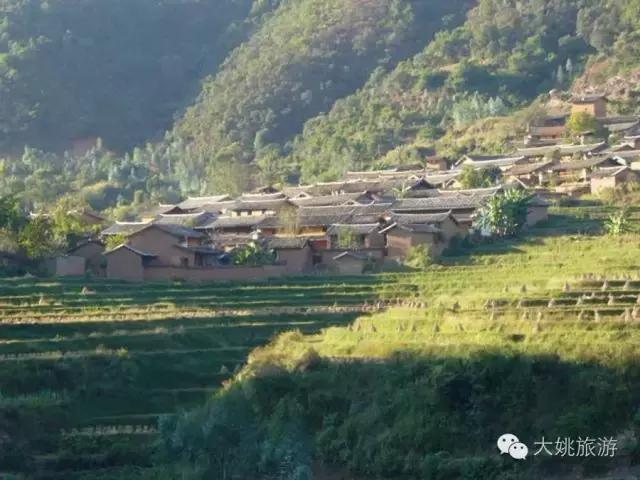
[160,353,640,479]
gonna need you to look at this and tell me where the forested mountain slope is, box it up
[172,0,473,189]
[291,0,640,181]
[3,0,640,207]
[0,0,281,152]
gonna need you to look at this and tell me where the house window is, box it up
[180,257,189,267]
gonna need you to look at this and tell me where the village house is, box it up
[266,237,313,273]
[571,94,608,118]
[525,115,567,145]
[590,166,638,195]
[344,165,426,181]
[46,255,86,277]
[546,156,626,183]
[380,212,462,259]
[325,251,379,275]
[505,161,555,186]
[390,191,497,228]
[526,197,550,226]
[67,240,106,275]
[109,224,209,267]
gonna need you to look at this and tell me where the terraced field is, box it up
[0,275,417,479]
[1,203,638,479]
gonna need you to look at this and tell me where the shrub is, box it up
[405,244,433,270]
[232,241,276,266]
[458,165,501,189]
[604,209,631,236]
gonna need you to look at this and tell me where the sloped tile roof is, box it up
[177,195,232,210]
[266,237,310,249]
[391,193,493,212]
[389,212,455,224]
[104,244,157,257]
[326,224,380,236]
[101,222,150,236]
[210,215,268,229]
[154,211,218,228]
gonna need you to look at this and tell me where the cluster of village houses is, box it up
[56,94,640,282]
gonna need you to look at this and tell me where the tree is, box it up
[0,196,26,233]
[105,234,128,251]
[232,242,276,266]
[50,198,88,249]
[474,189,533,237]
[405,244,433,270]
[458,165,501,189]
[565,112,600,139]
[19,217,55,259]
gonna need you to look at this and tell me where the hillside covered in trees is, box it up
[2,0,640,206]
[0,0,282,152]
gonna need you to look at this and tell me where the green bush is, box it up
[474,189,533,237]
[405,244,433,270]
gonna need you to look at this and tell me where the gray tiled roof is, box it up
[266,237,310,249]
[424,171,461,186]
[326,224,380,236]
[389,212,455,224]
[104,244,157,257]
[229,198,291,212]
[290,192,373,207]
[154,211,218,228]
[381,223,441,234]
[507,160,554,176]
[590,166,629,179]
[177,195,231,210]
[571,94,606,103]
[210,215,268,229]
[153,224,207,239]
[283,178,433,197]
[458,155,525,168]
[548,156,617,171]
[101,222,150,236]
[240,192,286,200]
[516,142,607,157]
[391,193,493,212]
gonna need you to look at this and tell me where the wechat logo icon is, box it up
[497,433,528,460]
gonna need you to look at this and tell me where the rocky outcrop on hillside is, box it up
[572,61,640,112]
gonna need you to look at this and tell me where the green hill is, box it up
[0,0,282,152]
[158,203,640,479]
[172,0,473,192]
[290,0,640,182]
[3,0,640,204]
